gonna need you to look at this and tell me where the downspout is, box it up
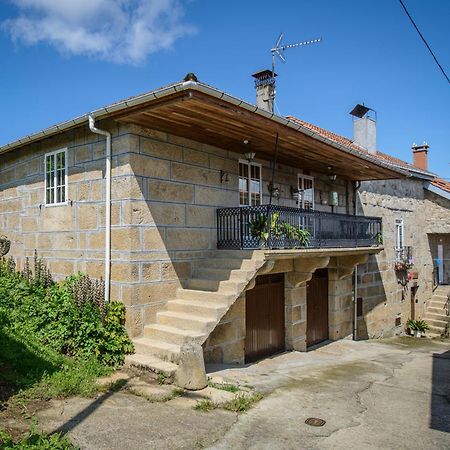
[353,181,361,340]
[88,116,111,303]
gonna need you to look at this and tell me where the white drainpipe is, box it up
[88,115,111,303]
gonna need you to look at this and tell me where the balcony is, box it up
[217,205,382,250]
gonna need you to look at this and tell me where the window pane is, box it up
[57,151,65,169]
[299,176,314,210]
[46,155,53,173]
[240,191,248,206]
[251,192,260,206]
[239,163,248,178]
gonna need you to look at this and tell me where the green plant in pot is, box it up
[249,214,269,246]
[282,223,311,247]
[406,319,417,336]
[407,318,429,337]
[414,319,429,337]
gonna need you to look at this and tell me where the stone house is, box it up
[293,109,450,339]
[0,73,447,380]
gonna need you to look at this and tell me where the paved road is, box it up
[209,338,450,450]
[37,337,450,449]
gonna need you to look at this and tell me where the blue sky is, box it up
[1,0,449,178]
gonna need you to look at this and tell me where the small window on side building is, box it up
[395,218,404,249]
[45,149,67,205]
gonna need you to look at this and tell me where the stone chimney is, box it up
[412,142,429,171]
[350,104,377,154]
[252,69,277,113]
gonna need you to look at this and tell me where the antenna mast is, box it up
[270,33,322,105]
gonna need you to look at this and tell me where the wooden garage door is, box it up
[306,268,329,347]
[245,273,285,363]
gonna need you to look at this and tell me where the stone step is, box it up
[427,306,447,315]
[428,325,447,335]
[424,312,450,321]
[194,267,253,281]
[167,299,228,318]
[185,277,246,294]
[144,323,204,345]
[177,288,235,303]
[124,353,178,380]
[157,310,216,332]
[433,285,450,295]
[432,294,449,301]
[426,332,442,338]
[428,301,448,308]
[132,337,180,363]
[423,317,449,328]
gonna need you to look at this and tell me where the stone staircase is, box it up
[423,285,450,338]
[125,250,267,380]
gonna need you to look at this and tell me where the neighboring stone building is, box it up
[357,145,450,339]
[294,112,450,339]
[0,75,447,381]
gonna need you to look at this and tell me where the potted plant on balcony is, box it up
[249,214,269,248]
[281,222,311,248]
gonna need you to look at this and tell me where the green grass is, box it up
[207,380,240,393]
[0,427,77,449]
[193,399,218,412]
[157,373,168,385]
[193,393,264,413]
[222,393,264,412]
[0,322,111,406]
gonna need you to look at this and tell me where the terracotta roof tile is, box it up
[431,178,450,193]
[287,115,435,177]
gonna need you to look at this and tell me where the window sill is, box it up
[44,201,69,208]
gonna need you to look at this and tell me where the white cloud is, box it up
[2,0,195,64]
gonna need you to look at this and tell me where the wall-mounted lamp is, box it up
[244,151,256,162]
[290,185,300,198]
[220,170,229,184]
[268,182,280,200]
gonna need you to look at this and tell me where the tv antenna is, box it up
[271,33,322,75]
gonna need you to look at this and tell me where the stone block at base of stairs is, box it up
[125,353,178,382]
[175,342,207,391]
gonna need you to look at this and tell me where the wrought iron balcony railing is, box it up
[217,205,382,250]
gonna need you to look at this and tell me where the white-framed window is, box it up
[239,160,262,206]
[298,174,314,210]
[395,218,404,249]
[45,148,68,205]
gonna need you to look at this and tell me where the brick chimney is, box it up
[412,142,429,171]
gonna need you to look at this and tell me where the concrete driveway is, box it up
[36,337,450,450]
[208,337,450,450]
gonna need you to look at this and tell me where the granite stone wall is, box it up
[0,121,355,337]
[357,178,450,338]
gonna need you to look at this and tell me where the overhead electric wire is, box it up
[398,0,449,84]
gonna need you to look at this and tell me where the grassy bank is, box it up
[0,254,133,446]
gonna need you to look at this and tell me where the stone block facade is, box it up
[203,254,360,365]
[357,178,450,338]
[0,120,355,337]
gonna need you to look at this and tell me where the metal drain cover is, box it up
[305,417,326,427]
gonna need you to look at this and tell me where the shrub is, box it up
[0,255,133,367]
